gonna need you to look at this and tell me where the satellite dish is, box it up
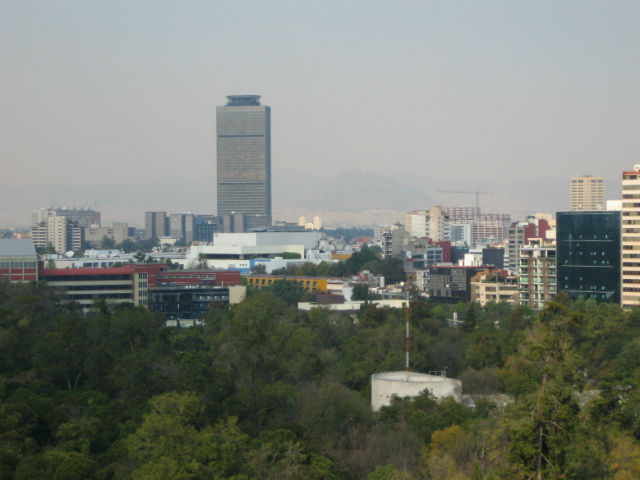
[65,251,74,258]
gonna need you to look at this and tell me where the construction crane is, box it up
[438,188,492,211]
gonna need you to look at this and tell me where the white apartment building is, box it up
[405,207,449,241]
[450,223,472,246]
[405,210,428,238]
[519,238,557,310]
[32,215,82,254]
[622,166,640,307]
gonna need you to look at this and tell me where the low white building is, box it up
[461,249,483,266]
[252,257,307,273]
[43,250,135,268]
[298,299,407,312]
[306,249,335,264]
[213,231,321,249]
[371,371,462,411]
[182,231,322,272]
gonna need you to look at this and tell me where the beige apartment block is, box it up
[471,270,519,306]
[622,166,640,307]
[405,207,450,241]
[570,175,604,211]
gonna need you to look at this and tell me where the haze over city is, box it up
[2,1,640,227]
[5,3,640,477]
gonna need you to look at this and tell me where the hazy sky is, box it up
[2,1,640,225]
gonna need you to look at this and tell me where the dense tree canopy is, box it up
[0,281,639,478]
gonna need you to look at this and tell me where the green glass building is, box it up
[557,211,621,303]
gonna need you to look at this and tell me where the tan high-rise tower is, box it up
[622,166,640,307]
[570,175,604,210]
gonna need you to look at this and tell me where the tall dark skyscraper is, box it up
[557,210,621,304]
[216,95,271,231]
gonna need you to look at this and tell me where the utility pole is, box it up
[405,289,410,380]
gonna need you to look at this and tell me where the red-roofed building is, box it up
[39,264,242,313]
[40,266,151,311]
[157,270,240,287]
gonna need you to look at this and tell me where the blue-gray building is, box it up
[149,286,230,320]
[482,247,504,269]
[557,211,620,303]
[216,95,271,231]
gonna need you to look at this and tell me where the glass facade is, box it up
[149,286,230,320]
[557,211,621,303]
[216,95,271,229]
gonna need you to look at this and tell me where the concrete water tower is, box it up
[370,296,462,411]
[371,371,462,411]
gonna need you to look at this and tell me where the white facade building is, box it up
[405,210,428,238]
[32,215,82,254]
[450,223,472,246]
[182,231,322,271]
[462,249,483,267]
[622,166,640,307]
[427,206,449,242]
[213,231,321,249]
[405,207,450,241]
[607,200,622,211]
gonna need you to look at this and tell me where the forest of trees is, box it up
[1,281,640,479]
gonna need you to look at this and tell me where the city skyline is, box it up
[2,1,640,227]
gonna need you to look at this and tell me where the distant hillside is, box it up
[273,169,433,212]
[0,171,619,228]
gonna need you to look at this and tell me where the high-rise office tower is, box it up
[570,175,604,211]
[622,166,640,307]
[216,95,271,231]
[557,211,620,304]
[144,211,168,240]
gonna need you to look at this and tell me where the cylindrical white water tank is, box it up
[371,371,462,411]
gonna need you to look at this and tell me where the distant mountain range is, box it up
[273,169,433,212]
[0,170,620,228]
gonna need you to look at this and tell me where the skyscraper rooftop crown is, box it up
[226,95,261,106]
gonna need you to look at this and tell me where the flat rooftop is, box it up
[0,239,37,257]
[372,371,454,383]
